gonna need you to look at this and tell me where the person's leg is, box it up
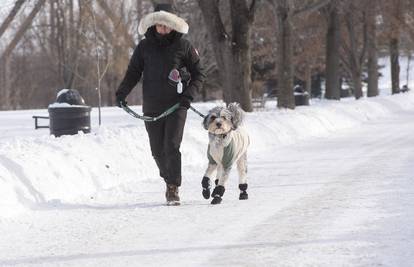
[144,119,168,182]
[163,107,187,186]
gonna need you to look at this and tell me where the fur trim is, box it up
[138,11,189,35]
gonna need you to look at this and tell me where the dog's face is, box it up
[203,103,244,135]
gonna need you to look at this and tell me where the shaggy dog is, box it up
[201,103,250,204]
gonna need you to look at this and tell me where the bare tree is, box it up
[366,2,378,97]
[293,12,325,96]
[0,0,26,38]
[269,0,330,108]
[198,0,258,112]
[323,0,340,100]
[96,0,136,49]
[380,0,403,94]
[0,0,46,109]
[272,0,294,108]
[177,0,220,101]
[0,0,46,62]
[340,1,367,99]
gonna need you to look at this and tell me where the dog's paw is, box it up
[201,176,211,199]
[211,185,225,198]
[202,188,211,199]
[239,184,248,200]
[215,179,219,185]
[211,196,222,204]
[211,185,225,204]
[239,191,248,200]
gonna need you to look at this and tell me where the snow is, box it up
[1,91,414,266]
[48,103,89,108]
[56,89,70,98]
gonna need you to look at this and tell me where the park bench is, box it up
[32,115,49,129]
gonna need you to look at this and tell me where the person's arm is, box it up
[115,42,145,100]
[182,43,205,101]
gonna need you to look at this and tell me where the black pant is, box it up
[144,107,187,186]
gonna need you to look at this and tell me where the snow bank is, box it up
[250,92,414,150]
[1,92,414,218]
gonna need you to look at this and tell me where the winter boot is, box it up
[166,184,180,206]
[201,176,211,199]
[211,185,225,205]
[239,183,248,200]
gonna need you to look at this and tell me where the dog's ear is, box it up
[227,102,244,129]
[202,114,209,130]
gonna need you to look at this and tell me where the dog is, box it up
[201,103,250,204]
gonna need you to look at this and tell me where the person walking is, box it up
[115,4,205,205]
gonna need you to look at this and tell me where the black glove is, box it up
[116,95,127,108]
[179,95,191,109]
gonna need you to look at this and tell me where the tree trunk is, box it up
[351,70,363,99]
[0,57,11,110]
[390,37,400,94]
[366,4,378,97]
[406,53,411,87]
[325,5,340,100]
[198,0,232,102]
[304,63,312,95]
[276,1,294,109]
[229,0,253,111]
[198,0,256,111]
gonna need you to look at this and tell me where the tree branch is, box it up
[0,0,26,39]
[96,0,135,49]
[0,0,46,62]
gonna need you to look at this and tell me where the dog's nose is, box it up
[216,122,222,128]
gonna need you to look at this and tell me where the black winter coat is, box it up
[116,27,205,114]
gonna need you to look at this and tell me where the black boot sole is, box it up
[211,196,222,205]
[239,192,248,200]
[202,188,211,199]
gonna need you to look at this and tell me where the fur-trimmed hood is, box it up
[138,10,189,35]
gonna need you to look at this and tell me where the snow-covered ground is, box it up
[1,90,414,266]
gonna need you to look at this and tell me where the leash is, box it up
[121,103,206,122]
[121,103,180,122]
[189,105,206,119]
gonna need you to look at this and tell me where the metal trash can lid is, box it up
[56,89,86,105]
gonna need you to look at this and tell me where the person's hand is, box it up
[168,69,180,87]
[179,96,191,109]
[116,95,127,108]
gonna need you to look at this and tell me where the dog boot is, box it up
[201,176,211,199]
[166,184,180,206]
[211,185,225,205]
[239,183,248,200]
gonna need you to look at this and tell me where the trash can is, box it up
[294,92,309,106]
[294,85,310,106]
[48,89,91,137]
